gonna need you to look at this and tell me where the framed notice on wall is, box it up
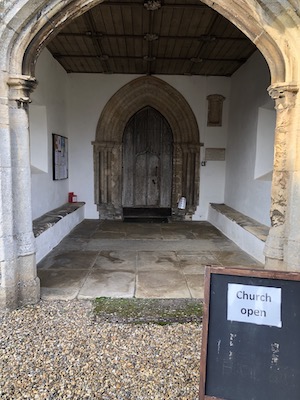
[52,134,68,180]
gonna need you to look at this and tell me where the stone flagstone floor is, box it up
[37,220,263,300]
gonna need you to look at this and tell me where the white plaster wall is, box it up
[30,50,69,220]
[160,75,230,220]
[225,51,273,226]
[67,72,230,219]
[66,73,140,218]
[29,104,48,173]
[254,106,275,180]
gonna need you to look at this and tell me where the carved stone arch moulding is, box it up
[93,76,201,219]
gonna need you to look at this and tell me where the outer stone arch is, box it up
[1,0,300,309]
[93,76,201,219]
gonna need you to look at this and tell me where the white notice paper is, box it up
[227,283,282,327]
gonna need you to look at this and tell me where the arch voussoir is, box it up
[96,76,199,144]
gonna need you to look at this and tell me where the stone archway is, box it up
[1,0,300,309]
[93,76,201,219]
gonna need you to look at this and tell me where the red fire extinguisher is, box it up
[69,192,78,203]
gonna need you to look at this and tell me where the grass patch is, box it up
[93,298,203,325]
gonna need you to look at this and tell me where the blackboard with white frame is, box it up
[199,266,300,400]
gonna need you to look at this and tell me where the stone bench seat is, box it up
[33,202,85,237]
[210,203,269,242]
[208,203,270,263]
[33,202,85,262]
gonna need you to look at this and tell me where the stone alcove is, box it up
[93,76,201,219]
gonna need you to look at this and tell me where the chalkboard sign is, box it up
[199,266,300,400]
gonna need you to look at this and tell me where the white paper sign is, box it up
[227,283,282,327]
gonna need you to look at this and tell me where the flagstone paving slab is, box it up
[137,251,180,272]
[38,250,98,270]
[37,220,263,300]
[78,270,135,299]
[93,250,136,272]
[185,274,205,298]
[136,271,191,298]
[38,269,87,300]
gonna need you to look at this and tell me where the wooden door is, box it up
[122,107,173,208]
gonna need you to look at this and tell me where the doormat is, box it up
[123,217,169,223]
[123,207,171,217]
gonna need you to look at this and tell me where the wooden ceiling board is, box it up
[157,8,173,37]
[112,7,126,35]
[48,0,257,75]
[180,59,192,75]
[122,6,135,35]
[155,37,169,58]
[62,18,85,34]
[98,5,115,33]
[133,8,146,34]
[205,40,234,60]
[177,39,196,59]
[85,4,104,24]
[191,9,216,36]
[85,57,99,73]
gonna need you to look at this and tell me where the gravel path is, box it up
[0,300,202,399]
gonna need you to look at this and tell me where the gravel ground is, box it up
[0,300,202,399]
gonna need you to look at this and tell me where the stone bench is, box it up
[33,202,85,262]
[208,203,270,264]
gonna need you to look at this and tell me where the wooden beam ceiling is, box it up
[47,0,256,75]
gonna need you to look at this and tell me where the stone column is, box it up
[264,83,299,271]
[283,84,300,271]
[0,72,16,308]
[4,75,40,308]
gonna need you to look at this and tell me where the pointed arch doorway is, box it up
[93,76,201,220]
[122,107,173,212]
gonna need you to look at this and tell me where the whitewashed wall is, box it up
[161,76,230,220]
[225,51,274,226]
[30,50,69,219]
[66,73,140,218]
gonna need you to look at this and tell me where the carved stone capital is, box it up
[7,75,37,109]
[268,83,299,110]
